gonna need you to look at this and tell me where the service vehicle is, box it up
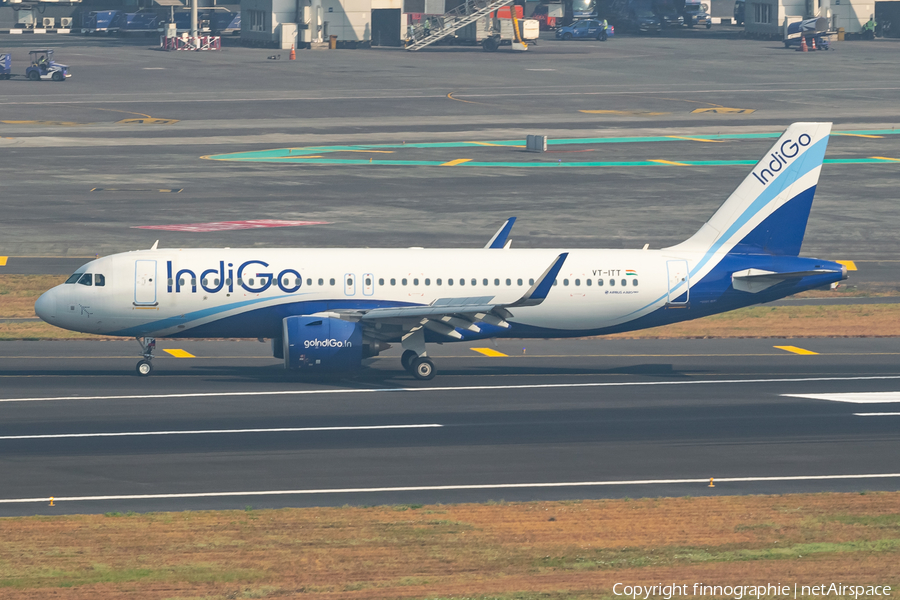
[0,53,10,79]
[25,49,70,82]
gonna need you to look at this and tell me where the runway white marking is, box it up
[2,375,899,403]
[783,392,900,404]
[0,424,442,441]
[2,473,899,504]
[854,413,900,417]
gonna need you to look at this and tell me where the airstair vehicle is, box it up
[405,0,517,50]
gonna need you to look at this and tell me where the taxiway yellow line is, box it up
[163,349,195,358]
[0,256,7,267]
[666,136,724,143]
[871,156,900,162]
[774,345,819,355]
[441,158,472,166]
[649,159,690,166]
[470,347,509,357]
[836,133,883,138]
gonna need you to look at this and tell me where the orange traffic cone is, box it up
[810,36,817,50]
[798,36,808,52]
[289,45,296,60]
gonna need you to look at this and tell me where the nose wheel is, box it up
[136,337,156,377]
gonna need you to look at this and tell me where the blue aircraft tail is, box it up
[670,122,832,258]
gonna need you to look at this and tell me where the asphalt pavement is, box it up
[0,337,898,515]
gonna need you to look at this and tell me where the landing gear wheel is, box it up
[401,349,418,373]
[136,360,153,376]
[411,357,436,380]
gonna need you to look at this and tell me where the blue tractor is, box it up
[0,53,11,80]
[25,49,70,82]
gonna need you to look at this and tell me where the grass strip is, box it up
[0,493,897,599]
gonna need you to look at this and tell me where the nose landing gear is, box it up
[136,337,156,376]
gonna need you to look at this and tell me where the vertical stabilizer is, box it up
[669,122,831,258]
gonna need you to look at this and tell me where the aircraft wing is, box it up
[484,217,516,249]
[332,252,568,340]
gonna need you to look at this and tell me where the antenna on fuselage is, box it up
[149,240,159,251]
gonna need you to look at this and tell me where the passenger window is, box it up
[94,274,105,287]
[78,273,92,286]
[448,279,454,286]
[506,278,511,286]
[317,278,322,286]
[586,279,592,286]
[529,278,534,285]
[214,278,220,286]
[391,278,396,286]
[379,278,384,286]
[471,278,477,286]
[575,279,580,286]
[563,279,569,286]
[553,279,558,286]
[459,278,465,286]
[65,273,82,284]
[633,279,639,286]
[437,278,442,285]
[494,278,500,286]
[610,279,615,286]
[402,278,408,286]
[249,278,254,286]
[226,278,233,286]
[330,278,335,286]
[179,279,185,286]
[413,278,419,286]
[365,277,372,286]
[237,278,243,286]
[202,279,208,286]
[517,278,523,286]
[347,277,353,286]
[425,278,431,286]
[598,279,604,286]
[621,279,627,286]
[483,278,488,286]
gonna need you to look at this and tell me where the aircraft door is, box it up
[666,260,689,305]
[134,260,158,306]
[362,272,374,296]
[344,273,356,296]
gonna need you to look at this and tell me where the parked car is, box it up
[683,2,712,27]
[621,8,662,33]
[556,19,613,40]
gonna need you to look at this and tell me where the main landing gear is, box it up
[136,337,156,376]
[400,349,436,381]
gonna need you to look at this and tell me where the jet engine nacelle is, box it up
[282,316,362,371]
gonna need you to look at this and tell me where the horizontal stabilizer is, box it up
[732,268,835,293]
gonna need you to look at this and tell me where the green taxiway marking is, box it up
[206,128,900,167]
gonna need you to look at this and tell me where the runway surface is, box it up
[1,337,898,515]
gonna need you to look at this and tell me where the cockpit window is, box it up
[94,274,106,287]
[65,273,84,284]
[77,273,93,286]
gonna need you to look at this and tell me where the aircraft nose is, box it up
[35,289,56,322]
